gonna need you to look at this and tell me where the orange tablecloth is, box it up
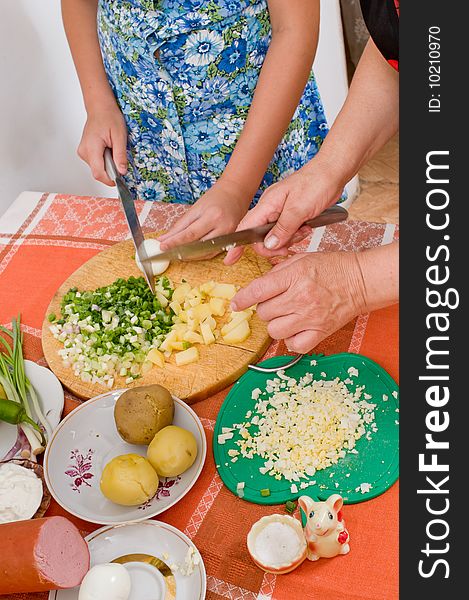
[0,192,399,600]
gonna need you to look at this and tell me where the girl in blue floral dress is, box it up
[63,0,338,247]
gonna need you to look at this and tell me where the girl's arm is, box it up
[160,0,320,247]
[62,0,127,184]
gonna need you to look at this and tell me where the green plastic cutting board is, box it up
[213,353,399,505]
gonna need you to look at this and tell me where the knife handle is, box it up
[303,205,348,228]
[104,147,118,182]
[252,206,349,237]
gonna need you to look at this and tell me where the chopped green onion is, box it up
[260,488,271,497]
[49,276,175,387]
[285,500,297,514]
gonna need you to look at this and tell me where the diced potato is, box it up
[210,283,237,299]
[172,283,191,304]
[203,315,217,331]
[171,324,187,339]
[191,304,213,321]
[147,348,165,368]
[200,320,215,345]
[183,331,204,344]
[189,296,202,307]
[170,341,190,351]
[169,301,182,315]
[159,330,178,351]
[175,346,199,366]
[222,319,250,344]
[209,297,226,316]
[221,310,253,336]
[186,319,199,332]
[199,281,216,294]
[156,291,169,308]
[178,310,188,323]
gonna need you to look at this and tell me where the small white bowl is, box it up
[247,514,307,574]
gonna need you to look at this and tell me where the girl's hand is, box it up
[224,158,344,265]
[77,102,128,186]
[158,179,250,251]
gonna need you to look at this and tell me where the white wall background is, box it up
[0,0,356,218]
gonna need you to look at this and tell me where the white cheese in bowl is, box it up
[0,462,43,523]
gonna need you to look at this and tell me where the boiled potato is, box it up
[147,348,165,368]
[147,425,198,476]
[172,283,191,304]
[223,319,250,344]
[175,346,199,366]
[210,283,237,299]
[100,454,159,506]
[183,331,204,344]
[114,385,174,445]
[221,310,253,336]
[200,321,215,345]
[209,297,226,316]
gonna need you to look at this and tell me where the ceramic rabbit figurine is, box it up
[298,494,350,560]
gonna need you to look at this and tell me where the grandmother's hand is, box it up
[231,244,399,352]
[225,158,344,265]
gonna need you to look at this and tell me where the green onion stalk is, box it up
[0,316,52,455]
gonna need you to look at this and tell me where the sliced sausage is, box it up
[0,516,90,594]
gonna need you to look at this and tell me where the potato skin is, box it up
[114,385,174,445]
[100,453,159,506]
[147,425,197,477]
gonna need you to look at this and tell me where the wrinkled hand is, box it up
[231,251,367,353]
[225,159,344,265]
[158,180,250,252]
[78,102,128,186]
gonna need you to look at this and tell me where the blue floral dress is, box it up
[98,0,332,204]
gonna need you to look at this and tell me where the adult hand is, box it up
[231,244,399,353]
[77,102,128,186]
[224,158,344,265]
[158,179,250,252]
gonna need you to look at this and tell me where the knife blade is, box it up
[104,148,155,294]
[141,205,348,263]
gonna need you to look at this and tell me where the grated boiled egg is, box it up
[224,372,377,482]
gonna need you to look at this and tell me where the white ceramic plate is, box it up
[44,390,206,525]
[49,521,206,600]
[0,360,64,460]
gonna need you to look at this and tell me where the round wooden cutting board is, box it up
[41,236,271,403]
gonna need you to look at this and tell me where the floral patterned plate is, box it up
[44,390,206,525]
[50,521,206,600]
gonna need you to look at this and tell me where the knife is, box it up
[104,148,155,294]
[141,205,348,263]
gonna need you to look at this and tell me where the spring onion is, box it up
[260,488,271,497]
[285,500,297,514]
[49,276,175,386]
[0,316,50,455]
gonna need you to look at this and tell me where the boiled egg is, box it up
[135,239,170,276]
[78,563,131,600]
